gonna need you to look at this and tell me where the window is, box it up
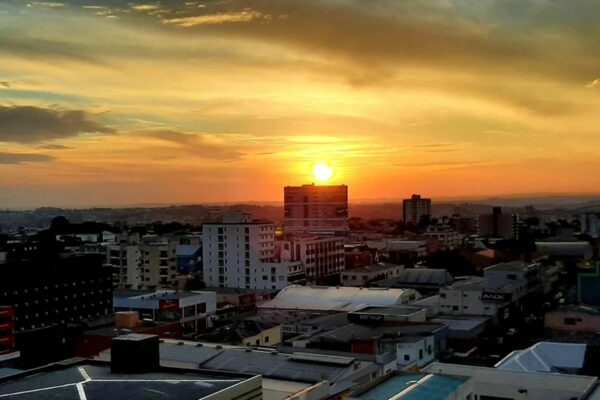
[419,349,423,359]
[452,306,459,311]
[264,336,269,343]
[404,354,410,361]
[564,318,577,325]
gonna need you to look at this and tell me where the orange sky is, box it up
[1,0,600,207]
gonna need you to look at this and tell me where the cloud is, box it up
[0,105,116,143]
[162,11,267,27]
[0,152,54,164]
[36,143,72,150]
[131,4,161,12]
[586,79,599,89]
[28,2,64,7]
[140,129,244,160]
[0,81,10,88]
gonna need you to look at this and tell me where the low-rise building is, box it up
[277,235,345,283]
[423,362,598,400]
[424,225,463,250]
[197,318,282,347]
[370,268,453,294]
[545,305,600,334]
[354,372,472,400]
[113,290,216,336]
[259,285,421,313]
[341,263,404,287]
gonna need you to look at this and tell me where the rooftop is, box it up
[484,261,535,272]
[260,285,420,312]
[495,342,587,373]
[371,269,453,287]
[344,263,403,273]
[145,340,377,387]
[307,322,445,344]
[0,361,254,400]
[358,373,468,400]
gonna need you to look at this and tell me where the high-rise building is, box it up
[402,194,432,225]
[477,207,518,239]
[202,212,303,290]
[283,184,348,235]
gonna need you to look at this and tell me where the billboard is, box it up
[159,299,179,310]
[482,292,512,302]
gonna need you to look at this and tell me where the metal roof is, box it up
[358,373,468,400]
[260,285,420,312]
[372,269,452,287]
[495,342,587,373]
[158,341,375,384]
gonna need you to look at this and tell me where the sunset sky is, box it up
[1,0,600,207]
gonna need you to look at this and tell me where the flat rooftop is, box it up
[358,373,468,400]
[344,263,402,273]
[0,361,253,400]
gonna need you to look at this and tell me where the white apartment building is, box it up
[277,235,345,281]
[108,243,143,289]
[202,212,303,290]
[424,225,463,250]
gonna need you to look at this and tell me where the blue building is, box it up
[176,244,202,274]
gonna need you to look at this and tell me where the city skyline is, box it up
[2,0,600,207]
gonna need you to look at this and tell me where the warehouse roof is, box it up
[371,269,452,287]
[260,285,420,312]
[495,342,587,373]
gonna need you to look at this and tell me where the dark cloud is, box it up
[152,0,600,85]
[0,105,115,143]
[0,81,10,88]
[37,143,72,150]
[141,129,244,160]
[0,152,54,164]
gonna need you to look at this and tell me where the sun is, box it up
[312,162,333,183]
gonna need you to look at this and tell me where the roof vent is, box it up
[111,334,160,374]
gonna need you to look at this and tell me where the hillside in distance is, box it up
[2,195,598,231]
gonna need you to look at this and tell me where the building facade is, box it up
[277,235,345,281]
[402,194,432,225]
[284,184,348,235]
[203,212,303,290]
[477,207,518,239]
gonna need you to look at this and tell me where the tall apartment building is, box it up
[277,235,345,282]
[108,234,177,290]
[477,207,518,239]
[284,184,348,236]
[402,194,432,225]
[202,212,303,290]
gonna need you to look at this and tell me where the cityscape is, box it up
[2,1,600,400]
